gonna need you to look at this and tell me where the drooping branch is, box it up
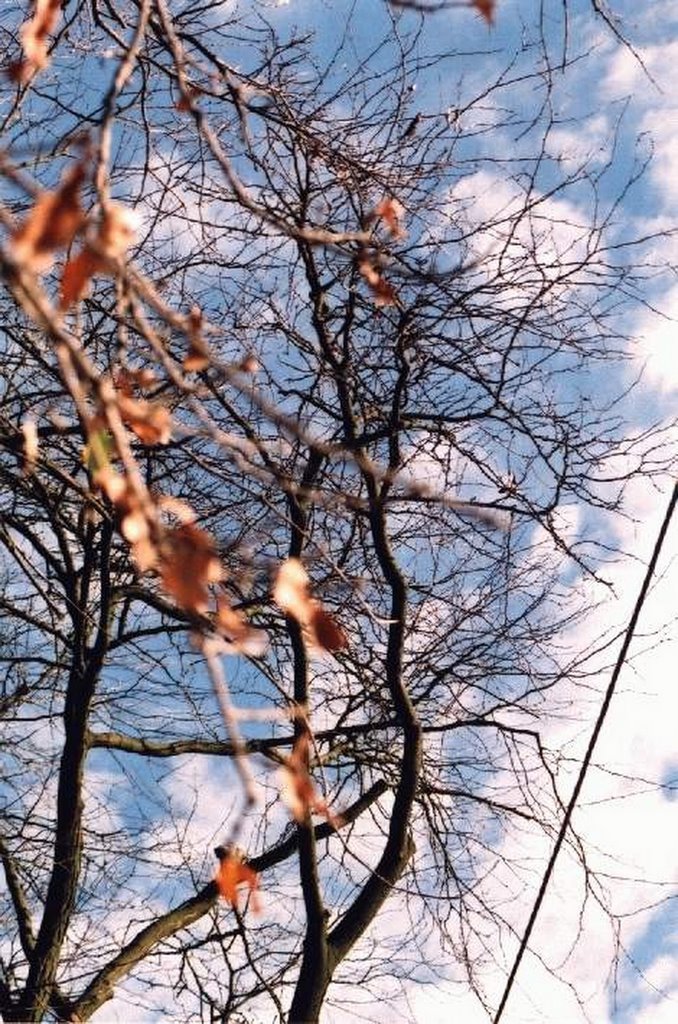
[69,781,388,1021]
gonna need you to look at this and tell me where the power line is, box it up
[493,479,678,1023]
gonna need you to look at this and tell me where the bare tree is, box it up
[0,2,674,1022]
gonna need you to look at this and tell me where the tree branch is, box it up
[69,781,388,1020]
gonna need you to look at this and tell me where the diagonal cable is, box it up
[494,479,678,1023]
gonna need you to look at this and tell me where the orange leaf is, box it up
[92,466,159,573]
[308,604,347,653]
[59,203,137,307]
[183,306,210,372]
[120,508,150,544]
[273,558,347,653]
[215,597,267,656]
[183,346,210,373]
[373,197,406,240]
[273,557,313,624]
[357,257,397,307]
[175,84,204,112]
[278,732,342,826]
[128,535,157,573]
[237,353,260,374]
[119,394,172,446]
[21,418,39,476]
[9,0,62,81]
[114,367,156,393]
[11,163,86,273]
[97,202,138,260]
[93,465,126,503]
[215,850,260,912]
[472,0,495,24]
[159,522,223,613]
[60,248,101,308]
[278,732,315,822]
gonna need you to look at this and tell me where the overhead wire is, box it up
[493,478,678,1023]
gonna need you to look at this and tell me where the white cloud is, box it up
[548,115,611,173]
[602,38,678,208]
[633,288,678,395]
[451,170,592,274]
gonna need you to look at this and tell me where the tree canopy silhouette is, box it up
[0,2,674,1022]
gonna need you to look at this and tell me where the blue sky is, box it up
[254,4,678,1022]
[1,1,677,1021]
[75,2,678,1019]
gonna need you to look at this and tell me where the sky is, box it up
[256,3,678,1022]
[72,1,678,1020]
[1,1,677,1022]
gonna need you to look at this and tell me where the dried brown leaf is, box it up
[175,84,204,112]
[308,604,348,653]
[11,163,86,273]
[273,557,312,623]
[59,203,137,307]
[183,306,210,372]
[216,597,267,656]
[9,0,62,81]
[358,257,397,307]
[215,850,260,912]
[93,465,126,503]
[119,395,172,446]
[97,202,137,261]
[373,197,406,240]
[237,353,260,374]
[159,522,223,614]
[21,418,39,476]
[273,557,347,653]
[60,248,101,308]
[278,732,342,826]
[93,466,159,572]
[472,0,495,24]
